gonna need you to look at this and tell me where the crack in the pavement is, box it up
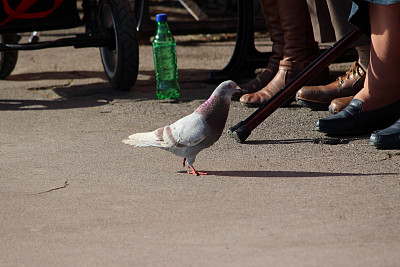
[37,180,69,195]
[28,80,73,91]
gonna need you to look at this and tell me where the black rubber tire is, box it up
[0,34,19,79]
[98,0,139,91]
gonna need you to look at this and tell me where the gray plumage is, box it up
[123,80,241,175]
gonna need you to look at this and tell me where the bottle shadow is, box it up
[1,68,218,111]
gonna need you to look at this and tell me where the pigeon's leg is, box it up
[187,166,207,176]
[183,158,186,167]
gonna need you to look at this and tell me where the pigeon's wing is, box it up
[159,112,208,149]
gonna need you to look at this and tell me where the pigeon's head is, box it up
[197,80,242,114]
[215,80,242,97]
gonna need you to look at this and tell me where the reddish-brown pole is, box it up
[228,27,363,143]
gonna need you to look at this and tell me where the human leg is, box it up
[236,0,284,98]
[316,3,400,135]
[353,2,400,111]
[239,0,329,107]
[295,0,370,112]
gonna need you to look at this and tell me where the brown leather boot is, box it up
[296,61,366,110]
[240,0,329,107]
[234,0,284,100]
[329,96,354,114]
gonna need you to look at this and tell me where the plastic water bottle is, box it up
[152,13,180,100]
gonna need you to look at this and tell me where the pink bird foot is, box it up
[187,166,207,176]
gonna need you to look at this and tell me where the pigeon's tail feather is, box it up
[123,132,163,147]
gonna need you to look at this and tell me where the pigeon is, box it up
[123,80,242,175]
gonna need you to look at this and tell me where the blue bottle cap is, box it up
[156,14,168,22]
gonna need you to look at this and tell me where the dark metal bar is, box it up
[228,27,363,143]
[206,0,270,83]
[0,34,112,52]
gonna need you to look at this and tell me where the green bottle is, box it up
[152,13,180,100]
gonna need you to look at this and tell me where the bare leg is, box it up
[354,3,400,111]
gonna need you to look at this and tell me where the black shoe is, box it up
[316,99,400,135]
[370,119,400,149]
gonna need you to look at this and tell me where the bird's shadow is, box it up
[177,170,398,178]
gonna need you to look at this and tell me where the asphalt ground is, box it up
[1,27,400,266]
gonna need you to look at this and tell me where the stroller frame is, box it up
[0,0,140,91]
[0,0,113,51]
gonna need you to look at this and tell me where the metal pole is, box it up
[228,27,363,143]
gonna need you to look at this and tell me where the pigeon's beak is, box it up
[235,85,243,93]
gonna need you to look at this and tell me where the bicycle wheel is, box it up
[99,0,139,91]
[0,34,19,79]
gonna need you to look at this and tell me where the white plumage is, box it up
[123,80,241,175]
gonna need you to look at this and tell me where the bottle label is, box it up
[153,44,178,81]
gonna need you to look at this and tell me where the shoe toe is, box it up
[295,88,307,100]
[315,117,339,134]
[315,102,361,135]
[369,120,400,149]
[239,93,251,104]
[315,117,339,133]
[240,92,265,107]
[369,133,400,149]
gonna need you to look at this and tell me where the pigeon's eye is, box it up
[228,84,233,88]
